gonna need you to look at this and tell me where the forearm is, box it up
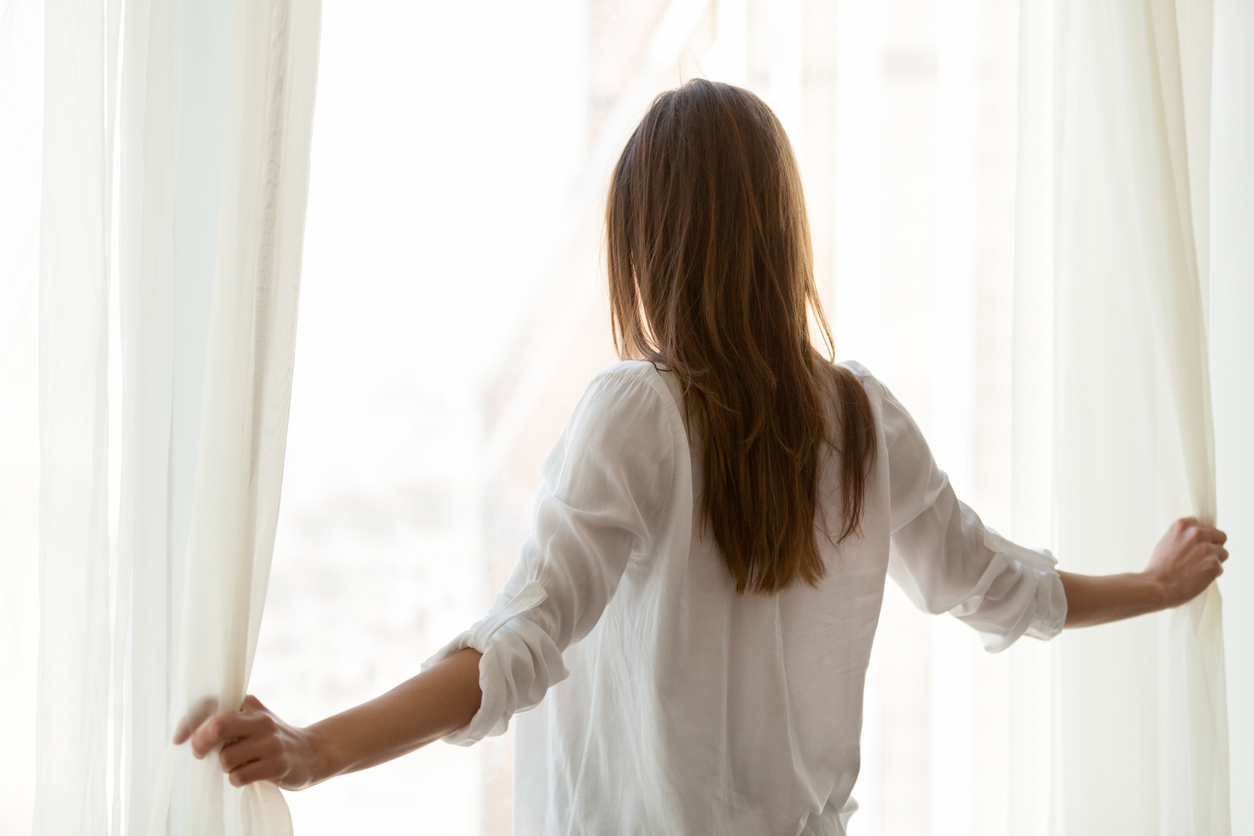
[1058,570,1168,628]
[1057,518,1230,629]
[305,647,483,784]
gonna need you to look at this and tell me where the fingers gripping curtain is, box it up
[35,0,321,832]
[1016,1,1228,833]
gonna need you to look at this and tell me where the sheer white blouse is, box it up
[424,360,1067,836]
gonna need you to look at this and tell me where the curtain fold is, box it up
[158,0,321,829]
[35,0,321,833]
[1015,0,1230,833]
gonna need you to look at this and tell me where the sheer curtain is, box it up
[1015,0,1243,833]
[31,0,321,832]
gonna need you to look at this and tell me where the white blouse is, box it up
[424,360,1066,836]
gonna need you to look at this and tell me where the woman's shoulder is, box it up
[592,359,660,384]
[824,360,894,442]
[831,359,887,403]
[549,361,684,487]
[586,360,679,407]
[574,360,687,445]
[560,360,678,427]
[835,359,873,381]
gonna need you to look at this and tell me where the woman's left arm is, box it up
[176,646,483,789]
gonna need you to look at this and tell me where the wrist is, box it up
[1138,569,1174,611]
[302,722,343,786]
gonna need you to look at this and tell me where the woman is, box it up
[180,80,1229,834]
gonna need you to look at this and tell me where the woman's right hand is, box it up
[174,694,326,790]
[1144,517,1229,608]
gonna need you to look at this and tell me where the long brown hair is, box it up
[606,79,876,595]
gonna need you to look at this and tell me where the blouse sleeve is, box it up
[877,376,1067,652]
[422,366,677,745]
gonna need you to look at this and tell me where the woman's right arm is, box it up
[174,366,680,789]
[176,647,486,789]
[1059,517,1228,628]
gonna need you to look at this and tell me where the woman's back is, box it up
[424,359,1065,835]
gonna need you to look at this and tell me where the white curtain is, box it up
[1015,0,1232,833]
[33,0,321,832]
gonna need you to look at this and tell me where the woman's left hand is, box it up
[173,694,325,790]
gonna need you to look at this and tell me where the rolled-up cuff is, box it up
[968,528,1068,653]
[421,581,568,746]
[1023,570,1067,642]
